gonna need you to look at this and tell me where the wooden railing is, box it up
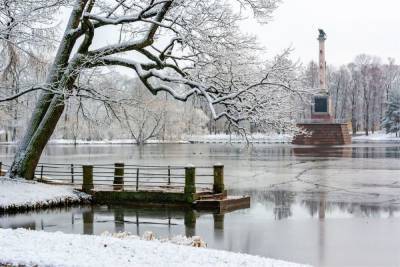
[0,161,225,194]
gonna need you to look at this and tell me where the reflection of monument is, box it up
[292,29,351,145]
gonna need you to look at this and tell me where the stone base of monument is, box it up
[292,122,352,145]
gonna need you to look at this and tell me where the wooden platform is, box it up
[194,196,251,212]
[91,189,250,212]
[292,122,352,145]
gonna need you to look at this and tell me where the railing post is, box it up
[184,164,196,202]
[168,165,171,185]
[213,163,225,194]
[71,164,74,184]
[136,168,139,191]
[40,165,44,182]
[113,163,124,191]
[0,162,2,176]
[82,165,93,193]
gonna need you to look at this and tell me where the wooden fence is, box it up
[0,162,225,194]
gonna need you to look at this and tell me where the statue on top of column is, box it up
[318,29,326,40]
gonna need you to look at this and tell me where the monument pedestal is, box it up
[293,30,352,146]
[292,122,352,145]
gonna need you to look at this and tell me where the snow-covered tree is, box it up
[0,0,60,141]
[1,0,306,179]
[382,88,400,136]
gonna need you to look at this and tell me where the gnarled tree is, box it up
[1,0,305,179]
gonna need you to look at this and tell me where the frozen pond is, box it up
[1,143,400,266]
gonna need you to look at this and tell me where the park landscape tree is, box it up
[0,0,305,179]
[382,87,400,136]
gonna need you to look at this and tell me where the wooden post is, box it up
[0,162,2,176]
[213,163,224,194]
[136,168,139,191]
[40,165,44,181]
[82,165,93,192]
[71,164,74,184]
[113,163,124,191]
[184,164,196,198]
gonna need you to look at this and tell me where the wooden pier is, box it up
[0,162,250,212]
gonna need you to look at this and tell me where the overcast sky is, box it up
[241,0,400,66]
[61,0,399,67]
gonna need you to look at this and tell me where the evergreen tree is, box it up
[382,88,400,136]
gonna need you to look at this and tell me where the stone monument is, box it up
[292,29,351,145]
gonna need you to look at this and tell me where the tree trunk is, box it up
[8,0,87,179]
[352,118,357,135]
[10,95,65,179]
[365,103,369,136]
[9,92,55,178]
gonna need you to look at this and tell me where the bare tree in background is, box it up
[0,0,60,141]
[303,55,400,135]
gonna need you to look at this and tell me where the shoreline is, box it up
[0,132,399,146]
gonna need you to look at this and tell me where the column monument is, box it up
[292,29,351,145]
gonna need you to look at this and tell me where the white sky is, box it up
[241,0,400,66]
[60,0,400,67]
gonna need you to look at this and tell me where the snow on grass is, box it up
[352,131,400,142]
[101,231,207,247]
[0,228,311,267]
[48,139,189,145]
[187,133,292,143]
[0,139,190,145]
[0,177,90,211]
[0,134,292,146]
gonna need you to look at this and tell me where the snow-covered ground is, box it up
[188,133,292,144]
[47,134,292,144]
[2,132,400,146]
[0,134,292,145]
[49,139,190,145]
[352,131,400,142]
[0,228,310,267]
[0,139,190,145]
[0,177,90,211]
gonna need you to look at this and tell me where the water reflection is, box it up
[83,209,94,235]
[2,190,399,234]
[2,190,397,232]
[2,143,400,266]
[2,189,400,266]
[266,191,295,220]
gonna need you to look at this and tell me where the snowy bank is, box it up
[0,177,90,211]
[0,228,310,267]
[48,139,190,145]
[352,132,400,142]
[188,133,292,144]
[0,134,292,146]
[0,139,190,145]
